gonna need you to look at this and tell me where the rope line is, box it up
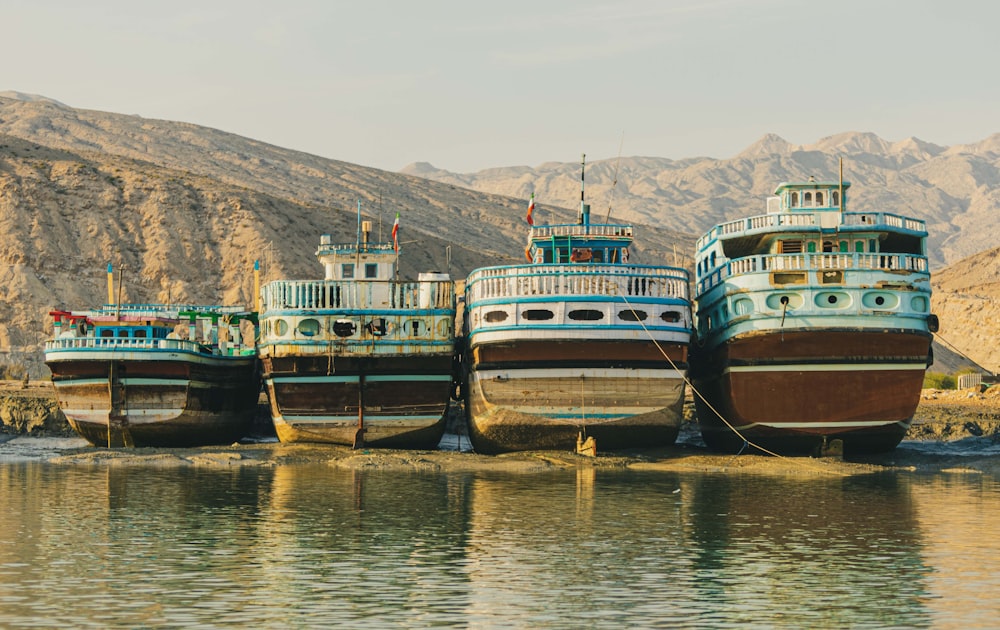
[616,288,848,476]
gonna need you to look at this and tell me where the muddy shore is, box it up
[2,381,998,477]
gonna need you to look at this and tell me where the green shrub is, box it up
[923,372,955,389]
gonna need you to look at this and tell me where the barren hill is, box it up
[403,131,1000,270]
[0,96,693,376]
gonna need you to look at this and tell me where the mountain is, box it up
[402,132,1000,270]
[0,95,693,376]
[1,93,998,377]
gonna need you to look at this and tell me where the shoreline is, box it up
[2,382,999,477]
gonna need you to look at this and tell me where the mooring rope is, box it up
[616,287,848,476]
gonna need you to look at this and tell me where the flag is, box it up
[392,212,400,253]
[525,232,533,262]
[526,193,535,226]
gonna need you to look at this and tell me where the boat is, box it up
[44,303,261,447]
[462,156,694,454]
[257,212,456,448]
[689,174,938,454]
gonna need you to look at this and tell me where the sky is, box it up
[5,0,1000,172]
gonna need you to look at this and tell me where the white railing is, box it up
[698,252,928,294]
[46,337,199,352]
[529,223,633,239]
[466,264,690,302]
[261,280,455,312]
[698,211,926,251]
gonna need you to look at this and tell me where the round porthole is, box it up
[297,318,320,337]
[274,319,288,336]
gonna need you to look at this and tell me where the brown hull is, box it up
[466,339,688,454]
[262,354,453,448]
[47,357,260,448]
[691,329,932,454]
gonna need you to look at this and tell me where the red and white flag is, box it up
[526,193,535,226]
[392,212,400,253]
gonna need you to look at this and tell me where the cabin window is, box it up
[803,192,813,206]
[275,319,289,336]
[134,329,147,338]
[790,192,799,207]
[709,252,716,268]
[839,241,848,253]
[816,191,825,206]
[855,241,865,253]
[365,264,378,279]
[484,310,508,323]
[822,240,835,253]
[779,240,803,254]
[118,330,129,338]
[661,311,681,323]
[543,250,554,263]
[100,329,113,338]
[332,319,355,337]
[342,264,355,279]
[523,309,554,321]
[807,242,817,253]
[591,249,605,263]
[298,318,321,337]
[568,309,604,321]
[832,191,840,207]
[618,309,647,322]
[409,320,423,335]
[869,239,878,252]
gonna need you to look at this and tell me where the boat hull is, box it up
[261,354,452,448]
[46,353,260,448]
[690,329,932,454]
[465,339,688,454]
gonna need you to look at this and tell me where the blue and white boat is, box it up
[690,176,938,454]
[257,217,456,448]
[45,303,260,447]
[462,157,694,454]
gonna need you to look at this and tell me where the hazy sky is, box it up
[5,0,999,172]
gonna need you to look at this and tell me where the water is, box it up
[1,454,998,628]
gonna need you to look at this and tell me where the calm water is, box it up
[1,455,998,628]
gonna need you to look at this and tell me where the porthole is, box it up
[661,311,680,323]
[863,292,899,309]
[332,319,356,337]
[524,309,554,321]
[568,309,604,321]
[618,309,647,322]
[297,318,320,337]
[814,292,851,308]
[485,310,508,323]
[274,319,289,336]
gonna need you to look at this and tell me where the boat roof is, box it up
[774,180,851,193]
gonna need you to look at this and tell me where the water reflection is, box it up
[0,463,998,627]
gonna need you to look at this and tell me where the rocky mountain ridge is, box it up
[403,131,1000,270]
[0,94,998,375]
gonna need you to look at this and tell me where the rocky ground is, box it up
[2,381,998,477]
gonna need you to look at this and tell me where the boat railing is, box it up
[260,279,455,312]
[698,252,928,293]
[529,224,634,239]
[697,211,927,251]
[45,335,256,356]
[466,264,690,302]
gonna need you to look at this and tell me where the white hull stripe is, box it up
[268,374,452,385]
[63,409,185,422]
[54,378,227,388]
[725,363,926,375]
[491,408,661,418]
[473,367,685,380]
[274,414,443,424]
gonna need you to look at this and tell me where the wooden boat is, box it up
[257,216,456,448]
[462,156,694,454]
[44,304,260,447]
[690,175,938,454]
